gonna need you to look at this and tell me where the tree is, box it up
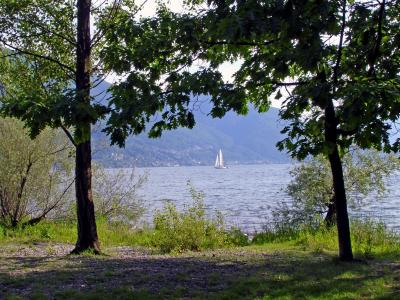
[274,0,400,260]
[0,117,73,228]
[0,0,104,253]
[102,0,400,260]
[0,0,236,253]
[282,149,400,227]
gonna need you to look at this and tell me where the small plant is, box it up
[39,226,53,239]
[226,227,249,246]
[151,184,230,253]
[252,222,301,245]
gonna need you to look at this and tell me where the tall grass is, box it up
[150,186,242,253]
[0,219,153,248]
[252,219,400,258]
[0,190,247,253]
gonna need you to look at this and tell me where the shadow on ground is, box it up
[1,245,400,299]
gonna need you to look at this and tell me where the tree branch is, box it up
[91,0,123,48]
[0,40,76,78]
[61,125,77,147]
[332,0,347,87]
[337,127,359,136]
[21,177,75,228]
[202,39,278,47]
[367,0,386,77]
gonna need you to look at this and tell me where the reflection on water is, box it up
[111,164,400,233]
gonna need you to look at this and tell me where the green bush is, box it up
[226,227,250,246]
[0,221,76,244]
[150,186,231,253]
[279,150,400,228]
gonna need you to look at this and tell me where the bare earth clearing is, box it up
[1,243,400,299]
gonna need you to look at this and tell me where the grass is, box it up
[0,195,244,254]
[1,218,400,299]
[0,219,154,248]
[1,243,399,299]
[252,219,400,260]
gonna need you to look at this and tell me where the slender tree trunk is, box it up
[325,101,353,261]
[71,0,100,254]
[324,198,336,227]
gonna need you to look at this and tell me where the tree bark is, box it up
[324,198,336,227]
[325,101,353,261]
[71,0,100,254]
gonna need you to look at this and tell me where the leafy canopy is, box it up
[0,0,238,146]
[103,0,400,156]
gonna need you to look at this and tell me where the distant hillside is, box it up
[91,81,291,167]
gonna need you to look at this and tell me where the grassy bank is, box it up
[1,241,400,299]
[0,219,152,249]
[1,219,400,299]
[1,218,399,258]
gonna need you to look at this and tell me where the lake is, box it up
[128,164,400,233]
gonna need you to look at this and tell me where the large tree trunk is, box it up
[325,102,353,261]
[71,0,100,254]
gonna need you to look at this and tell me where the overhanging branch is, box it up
[0,40,75,78]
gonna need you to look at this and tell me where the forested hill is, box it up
[91,81,291,167]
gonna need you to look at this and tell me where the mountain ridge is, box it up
[91,81,291,167]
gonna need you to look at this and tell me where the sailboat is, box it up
[214,149,227,169]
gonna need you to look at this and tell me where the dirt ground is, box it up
[1,243,400,299]
[0,243,270,298]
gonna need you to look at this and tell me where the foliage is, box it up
[0,117,73,228]
[0,0,240,146]
[252,218,400,259]
[0,1,77,137]
[277,149,400,227]
[102,0,400,260]
[351,219,400,259]
[0,218,153,248]
[226,227,250,247]
[0,0,221,251]
[151,185,231,253]
[92,166,147,226]
[102,0,400,155]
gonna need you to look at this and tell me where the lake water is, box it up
[129,164,400,233]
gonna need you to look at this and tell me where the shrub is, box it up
[0,117,73,228]
[150,185,230,253]
[226,227,250,246]
[278,149,400,228]
[351,218,400,258]
[92,166,147,226]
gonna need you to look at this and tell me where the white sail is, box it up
[219,149,224,166]
[215,149,226,169]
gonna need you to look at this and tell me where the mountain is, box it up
[91,81,291,167]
